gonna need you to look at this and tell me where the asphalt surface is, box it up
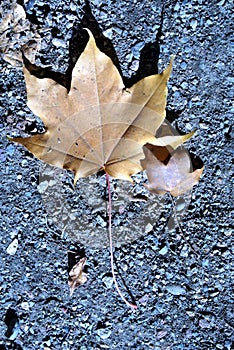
[0,0,233,349]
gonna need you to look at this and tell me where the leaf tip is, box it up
[170,54,175,64]
[83,28,95,43]
[184,129,196,141]
[73,172,79,186]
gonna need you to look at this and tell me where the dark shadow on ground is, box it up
[23,0,162,89]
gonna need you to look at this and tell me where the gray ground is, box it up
[0,0,233,349]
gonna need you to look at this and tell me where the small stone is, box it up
[130,60,139,72]
[66,22,74,29]
[21,159,28,167]
[96,215,106,227]
[202,259,209,267]
[8,320,20,340]
[157,330,167,339]
[138,294,149,305]
[145,223,153,233]
[97,328,111,339]
[102,276,113,289]
[176,199,186,211]
[190,18,198,30]
[21,301,32,311]
[131,41,145,59]
[6,238,18,255]
[6,144,15,156]
[180,61,187,70]
[52,38,67,48]
[158,246,168,255]
[37,180,49,193]
[103,28,113,40]
[181,81,188,89]
[181,36,189,44]
[199,318,211,329]
[166,284,186,295]
[70,2,76,11]
[49,179,57,186]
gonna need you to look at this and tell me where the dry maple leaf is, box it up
[11,29,192,183]
[141,145,204,197]
[68,257,87,296]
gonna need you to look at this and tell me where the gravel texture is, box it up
[0,0,233,349]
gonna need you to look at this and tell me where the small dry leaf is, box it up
[141,145,204,196]
[0,3,42,66]
[68,257,87,296]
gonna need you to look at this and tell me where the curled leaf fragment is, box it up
[0,3,42,66]
[68,257,87,296]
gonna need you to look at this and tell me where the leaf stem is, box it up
[105,171,137,309]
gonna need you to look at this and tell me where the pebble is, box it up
[21,159,28,167]
[190,18,198,30]
[8,321,20,340]
[37,180,49,193]
[6,144,15,156]
[157,330,168,339]
[130,60,139,72]
[95,215,106,227]
[158,246,168,255]
[180,61,187,70]
[0,149,6,162]
[181,81,188,89]
[176,199,186,211]
[206,19,213,26]
[145,223,153,233]
[199,318,211,329]
[131,41,145,59]
[21,301,31,310]
[52,38,67,48]
[97,328,112,339]
[6,238,18,255]
[102,276,113,289]
[138,294,149,305]
[166,285,186,295]
[103,28,114,40]
[70,3,77,12]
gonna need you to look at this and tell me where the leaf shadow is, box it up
[23,0,162,91]
[68,0,163,89]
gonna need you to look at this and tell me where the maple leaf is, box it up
[11,29,192,183]
[68,257,87,296]
[141,144,204,197]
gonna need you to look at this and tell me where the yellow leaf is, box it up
[11,30,190,183]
